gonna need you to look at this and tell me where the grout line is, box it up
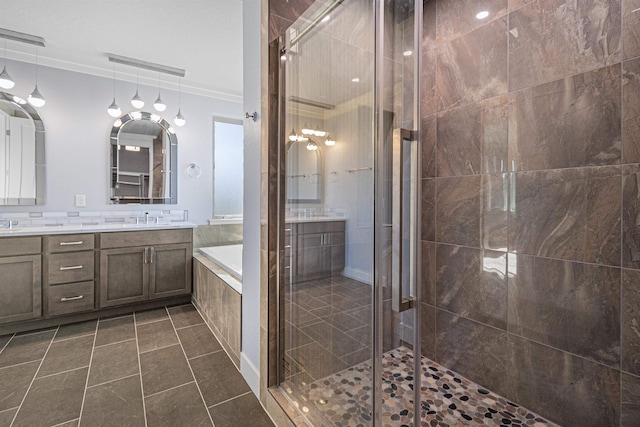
[86,373,141,390]
[0,334,14,354]
[9,325,59,426]
[187,349,224,361]
[173,322,206,331]
[93,337,137,349]
[0,407,19,417]
[207,391,252,409]
[166,307,216,425]
[36,365,90,380]
[53,331,96,344]
[134,316,170,327]
[77,319,99,427]
[138,343,182,355]
[133,311,149,427]
[50,418,79,427]
[143,381,196,399]
[0,359,43,371]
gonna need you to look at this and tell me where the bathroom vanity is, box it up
[0,224,193,335]
[285,218,346,283]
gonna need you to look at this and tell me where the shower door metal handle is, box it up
[392,128,417,313]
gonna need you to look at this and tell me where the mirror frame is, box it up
[0,92,46,205]
[286,140,322,204]
[109,111,177,204]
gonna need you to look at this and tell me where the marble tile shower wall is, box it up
[420,0,640,426]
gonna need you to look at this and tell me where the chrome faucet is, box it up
[144,212,149,224]
[1,220,16,229]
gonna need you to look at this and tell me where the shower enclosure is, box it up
[271,0,635,426]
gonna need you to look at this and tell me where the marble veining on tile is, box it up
[509,0,622,91]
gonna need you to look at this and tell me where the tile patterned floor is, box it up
[0,304,274,427]
[305,346,559,427]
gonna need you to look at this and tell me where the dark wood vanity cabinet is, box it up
[99,229,192,308]
[0,237,42,325]
[291,220,345,282]
[44,234,96,317]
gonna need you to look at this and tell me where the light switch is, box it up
[75,194,86,207]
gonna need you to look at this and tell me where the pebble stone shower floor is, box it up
[307,346,559,427]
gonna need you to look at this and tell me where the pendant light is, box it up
[174,77,185,126]
[130,67,144,109]
[324,134,336,146]
[28,46,45,107]
[153,73,166,112]
[0,38,15,89]
[107,63,121,117]
[288,128,297,142]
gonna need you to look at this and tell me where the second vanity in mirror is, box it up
[110,111,177,204]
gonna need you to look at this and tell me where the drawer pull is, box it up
[284,266,291,269]
[284,245,291,249]
[60,265,84,271]
[60,241,84,246]
[60,295,84,302]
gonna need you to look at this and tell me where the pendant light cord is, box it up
[35,46,39,83]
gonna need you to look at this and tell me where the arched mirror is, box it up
[286,139,322,203]
[0,92,45,205]
[110,112,177,204]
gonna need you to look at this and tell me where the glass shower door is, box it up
[276,0,421,426]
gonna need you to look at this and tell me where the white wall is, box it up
[241,0,262,395]
[0,58,243,225]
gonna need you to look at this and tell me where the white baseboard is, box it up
[342,266,372,285]
[240,352,260,396]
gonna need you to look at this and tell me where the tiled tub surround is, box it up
[192,253,242,367]
[420,0,640,426]
[193,223,243,249]
[0,305,274,427]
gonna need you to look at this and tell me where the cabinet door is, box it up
[327,232,346,274]
[99,247,148,308]
[149,243,192,299]
[296,233,330,280]
[0,255,42,324]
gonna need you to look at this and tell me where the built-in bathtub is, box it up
[192,244,242,367]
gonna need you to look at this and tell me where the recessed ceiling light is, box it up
[351,77,360,83]
[403,50,413,57]
[476,11,490,19]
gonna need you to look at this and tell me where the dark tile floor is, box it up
[283,276,373,389]
[0,304,274,427]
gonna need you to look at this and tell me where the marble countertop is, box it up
[0,221,196,237]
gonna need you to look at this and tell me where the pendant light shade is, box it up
[0,66,15,89]
[153,93,166,112]
[28,84,45,107]
[107,97,121,117]
[324,134,336,146]
[174,77,185,126]
[174,108,185,127]
[131,89,144,108]
[288,128,297,142]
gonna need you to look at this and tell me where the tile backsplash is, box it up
[0,210,188,227]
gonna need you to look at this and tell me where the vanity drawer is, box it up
[100,229,192,249]
[0,236,41,257]
[47,281,94,316]
[297,221,345,235]
[46,234,95,253]
[48,251,95,284]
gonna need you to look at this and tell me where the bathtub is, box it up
[198,244,242,293]
[193,244,243,366]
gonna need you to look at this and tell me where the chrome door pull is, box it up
[61,295,84,302]
[150,247,154,264]
[60,241,83,246]
[392,128,417,313]
[60,265,83,271]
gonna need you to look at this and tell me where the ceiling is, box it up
[0,0,244,102]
